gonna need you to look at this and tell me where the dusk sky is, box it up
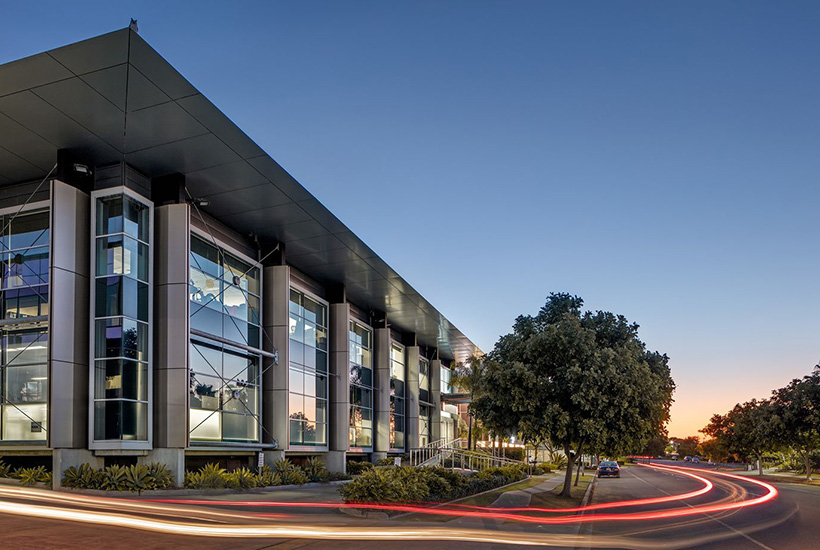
[3,1,819,438]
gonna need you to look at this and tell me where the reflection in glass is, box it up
[289,288,328,447]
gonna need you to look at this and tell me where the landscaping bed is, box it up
[339,465,529,504]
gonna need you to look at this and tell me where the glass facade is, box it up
[0,209,49,442]
[189,236,260,348]
[419,357,430,404]
[441,364,452,394]
[348,321,372,449]
[189,236,261,443]
[93,195,150,441]
[419,404,431,447]
[289,289,328,447]
[389,343,405,450]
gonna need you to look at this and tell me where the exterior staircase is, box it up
[409,438,529,471]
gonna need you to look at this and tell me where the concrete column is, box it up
[328,303,350,472]
[262,264,290,460]
[430,359,442,442]
[49,180,93,486]
[372,328,391,461]
[405,346,420,450]
[150,202,190,485]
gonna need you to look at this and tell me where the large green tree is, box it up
[771,369,820,480]
[471,293,675,497]
[701,399,780,475]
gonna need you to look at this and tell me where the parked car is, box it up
[691,457,701,464]
[597,460,621,478]
[684,456,693,462]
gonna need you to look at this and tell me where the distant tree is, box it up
[472,293,675,498]
[699,437,730,463]
[701,399,780,475]
[771,368,820,480]
[672,436,700,458]
[642,433,669,457]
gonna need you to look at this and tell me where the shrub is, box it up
[303,457,329,483]
[62,463,103,489]
[101,465,129,491]
[532,467,546,475]
[224,467,258,490]
[18,466,50,487]
[256,465,282,487]
[146,462,175,490]
[339,465,519,504]
[184,463,227,489]
[273,459,308,485]
[124,465,152,494]
[0,460,9,478]
[339,466,430,503]
[553,455,568,470]
[347,461,374,475]
[376,458,396,467]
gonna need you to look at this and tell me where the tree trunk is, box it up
[561,443,574,498]
[757,452,763,476]
[805,451,812,481]
[467,415,473,451]
[574,442,584,486]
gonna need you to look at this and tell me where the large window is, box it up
[289,288,328,447]
[349,321,372,449]
[389,343,405,450]
[419,357,430,404]
[0,209,49,442]
[92,194,150,442]
[189,340,260,442]
[441,365,452,394]
[189,236,260,348]
[419,404,432,447]
[188,236,261,444]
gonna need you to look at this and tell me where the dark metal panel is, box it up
[0,91,121,162]
[48,29,129,75]
[80,65,128,111]
[177,94,265,159]
[31,77,125,149]
[128,32,197,100]
[124,101,208,152]
[0,112,54,170]
[186,160,268,197]
[0,145,46,183]
[334,231,380,259]
[196,182,291,217]
[125,133,239,175]
[296,198,349,234]
[246,156,312,202]
[0,53,73,98]
[216,202,313,236]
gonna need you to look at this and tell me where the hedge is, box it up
[339,465,528,504]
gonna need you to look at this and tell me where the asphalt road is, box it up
[0,463,816,549]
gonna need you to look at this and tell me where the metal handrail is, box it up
[410,440,529,471]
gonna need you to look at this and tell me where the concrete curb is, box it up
[57,479,351,498]
[572,474,596,550]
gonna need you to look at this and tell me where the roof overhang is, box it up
[0,28,481,361]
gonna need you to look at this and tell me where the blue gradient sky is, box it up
[3,2,819,437]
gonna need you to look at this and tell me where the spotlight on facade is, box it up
[193,197,210,207]
[72,163,92,176]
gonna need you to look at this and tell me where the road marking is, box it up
[630,466,778,550]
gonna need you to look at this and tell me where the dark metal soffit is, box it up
[0,28,481,362]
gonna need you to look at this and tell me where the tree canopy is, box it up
[471,292,675,497]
